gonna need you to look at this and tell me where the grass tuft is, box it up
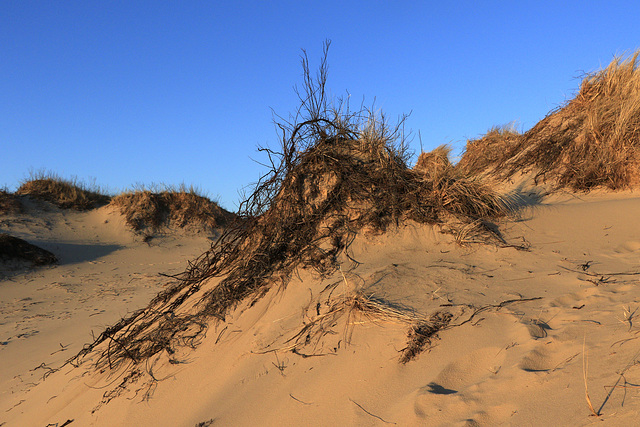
[414,145,517,222]
[456,125,522,176]
[16,171,111,210]
[110,185,233,232]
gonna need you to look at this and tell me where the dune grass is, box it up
[110,185,233,232]
[456,125,522,176]
[414,145,516,221]
[458,50,640,191]
[513,50,640,190]
[16,171,111,210]
[9,171,231,232]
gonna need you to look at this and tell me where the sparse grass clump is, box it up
[110,185,233,232]
[16,171,111,210]
[0,233,57,265]
[414,145,516,220]
[0,189,22,215]
[456,125,522,176]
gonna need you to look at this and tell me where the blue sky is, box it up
[2,1,639,210]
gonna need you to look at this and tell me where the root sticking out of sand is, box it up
[60,42,521,404]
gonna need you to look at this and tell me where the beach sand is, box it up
[2,188,640,426]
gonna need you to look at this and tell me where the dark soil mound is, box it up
[0,233,57,266]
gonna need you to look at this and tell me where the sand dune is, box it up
[0,199,214,415]
[4,50,640,427]
[2,187,640,426]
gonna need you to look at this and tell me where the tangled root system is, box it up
[69,42,516,373]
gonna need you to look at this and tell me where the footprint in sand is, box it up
[414,347,505,422]
[549,287,601,309]
[614,240,640,253]
[518,340,579,372]
[521,318,552,339]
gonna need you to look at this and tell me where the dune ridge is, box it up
[3,47,640,426]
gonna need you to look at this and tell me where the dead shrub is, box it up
[399,311,453,363]
[69,42,517,374]
[16,171,111,210]
[110,186,233,232]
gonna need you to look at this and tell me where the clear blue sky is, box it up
[2,1,639,210]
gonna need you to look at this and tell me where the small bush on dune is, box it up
[110,185,233,232]
[456,125,522,176]
[0,189,22,215]
[16,171,111,210]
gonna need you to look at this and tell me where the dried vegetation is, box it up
[16,171,111,210]
[459,50,640,191]
[456,126,521,176]
[414,145,515,221]
[110,186,234,232]
[7,172,231,233]
[68,42,518,377]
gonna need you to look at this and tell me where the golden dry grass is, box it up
[459,50,640,191]
[16,171,111,210]
[456,126,522,176]
[110,185,233,232]
[414,145,517,221]
[515,51,640,190]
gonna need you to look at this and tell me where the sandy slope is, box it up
[2,190,640,426]
[0,199,214,417]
